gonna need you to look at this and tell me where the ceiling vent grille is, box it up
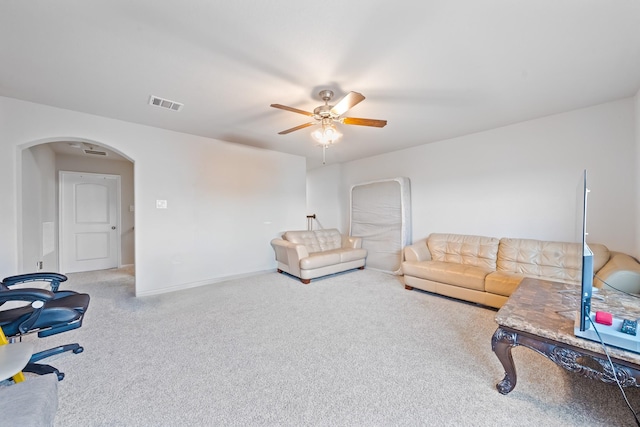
[84,149,107,156]
[149,95,184,111]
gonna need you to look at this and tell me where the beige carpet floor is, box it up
[21,267,640,426]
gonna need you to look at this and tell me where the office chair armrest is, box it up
[0,287,55,304]
[2,272,68,292]
[0,288,55,334]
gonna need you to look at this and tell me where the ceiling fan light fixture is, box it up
[271,89,385,164]
[311,123,341,145]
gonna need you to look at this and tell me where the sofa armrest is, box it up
[403,241,431,262]
[594,252,640,294]
[342,235,363,249]
[270,238,309,272]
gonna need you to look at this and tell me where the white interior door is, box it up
[60,171,120,273]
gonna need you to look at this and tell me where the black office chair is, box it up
[0,272,90,380]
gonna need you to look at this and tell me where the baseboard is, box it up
[135,269,276,297]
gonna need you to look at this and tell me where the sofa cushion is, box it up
[313,229,343,251]
[283,230,322,253]
[497,238,583,284]
[402,260,492,291]
[299,247,367,270]
[283,229,344,254]
[335,247,368,263]
[484,271,527,297]
[300,252,342,269]
[427,233,499,270]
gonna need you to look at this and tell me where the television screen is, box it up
[577,169,593,332]
[573,170,640,353]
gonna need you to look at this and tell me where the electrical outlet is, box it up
[156,200,167,209]
[36,261,43,270]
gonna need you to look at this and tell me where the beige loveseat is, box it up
[271,229,367,284]
[402,233,640,309]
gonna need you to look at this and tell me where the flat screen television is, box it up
[574,170,640,353]
[576,169,593,332]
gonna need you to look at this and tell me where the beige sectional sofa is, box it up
[402,233,640,309]
[271,229,367,284]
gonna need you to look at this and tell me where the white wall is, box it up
[0,96,307,295]
[56,154,135,265]
[306,163,342,231]
[310,98,638,257]
[21,144,57,271]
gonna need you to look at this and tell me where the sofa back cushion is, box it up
[497,238,585,283]
[427,233,499,270]
[283,229,343,253]
[313,229,343,252]
[283,230,322,253]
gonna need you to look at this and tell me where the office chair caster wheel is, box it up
[56,372,65,381]
[73,346,84,354]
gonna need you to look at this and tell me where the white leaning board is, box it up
[349,177,411,274]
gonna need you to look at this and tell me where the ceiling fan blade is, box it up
[330,91,365,116]
[341,117,387,128]
[270,104,314,117]
[278,122,316,135]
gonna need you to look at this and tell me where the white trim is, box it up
[135,269,276,297]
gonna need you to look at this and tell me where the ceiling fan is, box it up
[270,89,387,142]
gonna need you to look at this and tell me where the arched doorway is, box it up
[19,138,135,281]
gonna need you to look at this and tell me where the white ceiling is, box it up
[2,1,640,169]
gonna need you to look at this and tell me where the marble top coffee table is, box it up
[492,277,640,394]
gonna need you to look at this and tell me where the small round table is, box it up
[0,342,34,382]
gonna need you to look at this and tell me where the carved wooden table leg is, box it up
[492,279,640,397]
[491,327,518,394]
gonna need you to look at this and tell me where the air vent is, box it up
[149,95,184,111]
[84,149,107,156]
